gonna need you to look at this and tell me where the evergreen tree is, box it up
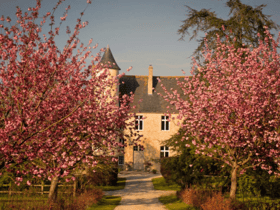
[178,0,280,62]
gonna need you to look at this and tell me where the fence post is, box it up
[41,181,44,195]
[9,181,12,196]
[73,178,77,197]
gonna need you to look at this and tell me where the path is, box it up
[105,171,176,210]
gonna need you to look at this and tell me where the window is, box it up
[160,146,169,158]
[119,138,124,149]
[161,116,169,131]
[135,115,143,131]
[118,156,124,165]
[133,145,141,151]
[133,145,143,151]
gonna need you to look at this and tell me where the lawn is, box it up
[152,177,181,191]
[96,177,126,191]
[0,177,126,209]
[152,177,197,210]
[0,194,48,200]
[87,195,121,210]
[154,176,280,210]
[87,177,126,209]
[159,194,198,210]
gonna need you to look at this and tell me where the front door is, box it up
[133,146,144,170]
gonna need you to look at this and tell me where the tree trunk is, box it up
[229,166,238,199]
[48,176,59,203]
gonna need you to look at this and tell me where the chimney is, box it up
[148,65,153,95]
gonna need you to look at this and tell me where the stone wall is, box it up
[122,113,182,172]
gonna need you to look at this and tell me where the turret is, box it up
[100,45,121,102]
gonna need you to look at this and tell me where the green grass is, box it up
[159,194,198,210]
[87,195,121,210]
[0,194,48,200]
[96,177,126,191]
[87,178,125,209]
[234,195,280,208]
[152,177,181,191]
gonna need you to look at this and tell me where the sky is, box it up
[0,0,280,77]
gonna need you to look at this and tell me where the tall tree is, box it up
[178,0,280,62]
[0,0,141,202]
[158,30,280,199]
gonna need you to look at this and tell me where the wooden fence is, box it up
[0,181,77,196]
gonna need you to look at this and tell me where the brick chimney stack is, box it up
[148,65,153,95]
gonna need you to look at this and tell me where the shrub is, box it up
[160,157,175,184]
[48,188,104,210]
[160,152,210,189]
[161,128,229,189]
[177,186,215,209]
[152,169,157,174]
[201,192,231,210]
[0,188,104,210]
[237,166,280,199]
[79,157,118,190]
[229,199,249,210]
[74,188,104,209]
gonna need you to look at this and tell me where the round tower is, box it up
[99,45,122,164]
[99,45,121,103]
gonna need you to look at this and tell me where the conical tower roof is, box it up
[100,45,121,70]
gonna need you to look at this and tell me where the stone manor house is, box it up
[100,46,185,172]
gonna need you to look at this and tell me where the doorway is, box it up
[133,146,144,170]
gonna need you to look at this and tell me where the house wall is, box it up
[101,49,186,172]
[122,113,182,172]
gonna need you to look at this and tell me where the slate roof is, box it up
[100,46,121,70]
[119,75,188,113]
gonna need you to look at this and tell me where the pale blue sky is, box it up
[0,0,280,76]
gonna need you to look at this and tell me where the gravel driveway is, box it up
[105,171,176,210]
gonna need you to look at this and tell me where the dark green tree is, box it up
[178,0,280,62]
[161,127,231,190]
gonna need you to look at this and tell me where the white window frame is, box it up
[133,145,142,151]
[161,116,169,131]
[160,146,169,158]
[118,155,124,165]
[135,115,143,131]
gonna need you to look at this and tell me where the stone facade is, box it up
[122,113,181,172]
[100,46,186,172]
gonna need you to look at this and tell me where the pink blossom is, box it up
[126,66,133,72]
[157,27,280,198]
[0,0,141,199]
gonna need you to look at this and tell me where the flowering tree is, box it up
[157,28,280,199]
[0,0,140,202]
